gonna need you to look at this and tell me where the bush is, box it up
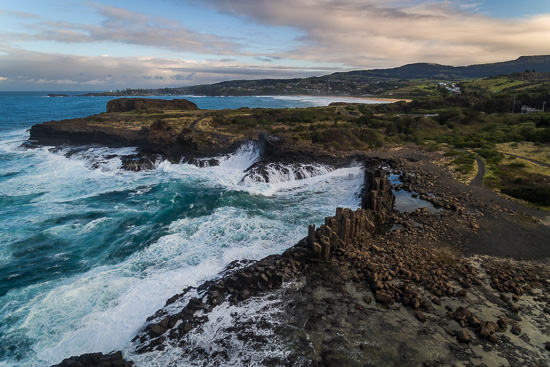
[501,187,550,206]
[475,148,503,164]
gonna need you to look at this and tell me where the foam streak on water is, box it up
[0,93,365,367]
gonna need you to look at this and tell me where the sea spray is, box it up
[0,141,364,366]
[0,93,367,367]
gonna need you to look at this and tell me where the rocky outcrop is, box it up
[28,100,361,172]
[48,156,550,366]
[258,132,356,167]
[131,166,395,354]
[28,120,148,147]
[28,98,235,164]
[106,98,198,113]
[51,351,133,367]
[308,169,395,260]
[140,120,199,161]
[362,169,395,224]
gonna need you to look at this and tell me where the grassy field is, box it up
[497,142,550,166]
[461,78,527,93]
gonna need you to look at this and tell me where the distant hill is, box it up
[177,55,550,96]
[105,55,550,97]
[337,55,550,79]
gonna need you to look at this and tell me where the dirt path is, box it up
[469,156,485,187]
[189,113,210,132]
[503,152,550,168]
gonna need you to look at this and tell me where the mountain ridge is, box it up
[325,55,550,79]
[100,55,550,97]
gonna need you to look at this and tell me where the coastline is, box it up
[51,146,550,367]
[284,94,412,103]
[19,97,550,366]
[56,92,411,104]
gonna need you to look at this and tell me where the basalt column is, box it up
[308,168,395,260]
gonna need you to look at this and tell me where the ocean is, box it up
[0,92,380,366]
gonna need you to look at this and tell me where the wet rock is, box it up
[511,325,522,335]
[147,323,166,338]
[50,351,133,367]
[456,330,471,343]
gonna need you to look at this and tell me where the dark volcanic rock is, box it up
[28,120,149,148]
[41,149,550,366]
[50,351,133,367]
[106,98,198,113]
[258,132,355,167]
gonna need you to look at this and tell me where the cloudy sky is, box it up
[1,0,549,90]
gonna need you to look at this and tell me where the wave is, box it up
[128,286,307,367]
[0,136,364,366]
[240,162,332,185]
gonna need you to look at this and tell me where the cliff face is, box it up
[106,98,198,113]
[28,120,148,147]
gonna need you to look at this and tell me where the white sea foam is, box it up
[7,194,305,365]
[271,95,392,106]
[128,287,303,367]
[240,163,332,185]
[1,137,364,367]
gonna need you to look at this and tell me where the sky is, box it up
[0,0,549,91]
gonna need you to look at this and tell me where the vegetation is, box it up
[92,70,550,207]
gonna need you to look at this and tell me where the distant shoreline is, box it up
[288,94,411,103]
[46,92,410,103]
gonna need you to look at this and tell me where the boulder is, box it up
[50,351,133,367]
[511,325,522,335]
[375,291,394,304]
[456,330,471,343]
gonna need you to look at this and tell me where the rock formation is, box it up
[50,351,133,367]
[308,168,394,260]
[106,98,198,113]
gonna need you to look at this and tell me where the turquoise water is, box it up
[0,92,369,366]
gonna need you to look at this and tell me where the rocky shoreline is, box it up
[27,98,358,173]
[50,150,550,366]
[32,99,550,366]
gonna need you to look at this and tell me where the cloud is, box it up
[4,4,244,55]
[255,56,284,63]
[0,9,40,19]
[196,0,550,67]
[0,47,335,90]
[171,72,197,81]
[1,1,548,91]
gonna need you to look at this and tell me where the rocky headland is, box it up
[31,99,550,366]
[28,98,357,173]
